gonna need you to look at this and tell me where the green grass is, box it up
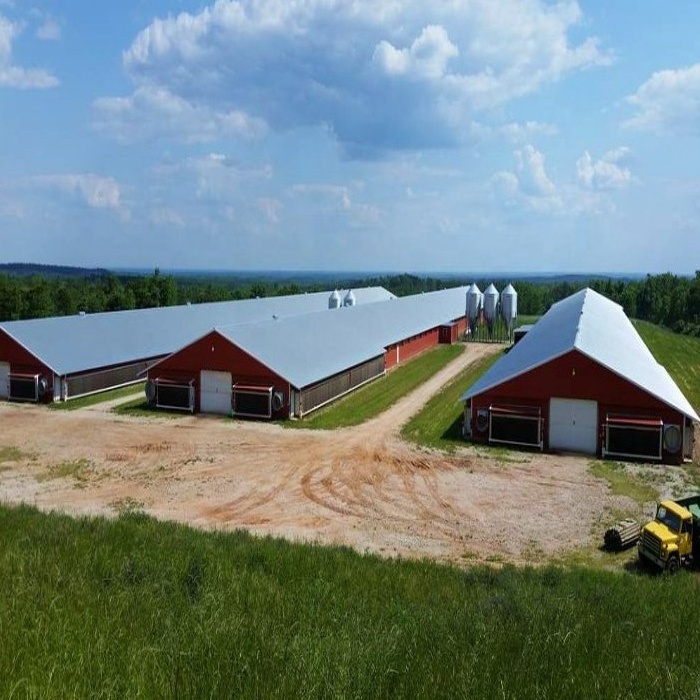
[49,382,146,411]
[589,460,659,507]
[0,445,30,463]
[37,458,95,484]
[635,320,700,413]
[113,397,186,418]
[2,503,700,700]
[401,351,501,450]
[295,344,465,429]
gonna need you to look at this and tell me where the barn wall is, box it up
[298,355,385,417]
[65,359,157,399]
[0,329,54,402]
[149,331,290,417]
[385,328,440,370]
[468,349,686,462]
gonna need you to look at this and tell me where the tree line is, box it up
[1,268,699,337]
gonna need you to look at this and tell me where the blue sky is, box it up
[1,1,699,274]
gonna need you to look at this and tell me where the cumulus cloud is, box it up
[0,12,59,88]
[95,0,610,154]
[515,145,557,198]
[373,25,459,80]
[491,144,563,213]
[93,86,266,143]
[185,152,272,200]
[576,147,633,190]
[30,174,125,212]
[624,63,700,134]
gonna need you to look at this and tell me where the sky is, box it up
[1,1,699,275]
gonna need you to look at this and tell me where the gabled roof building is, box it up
[145,286,469,419]
[460,288,698,464]
[0,287,394,402]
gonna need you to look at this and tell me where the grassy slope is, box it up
[401,351,501,450]
[635,320,700,413]
[2,504,700,700]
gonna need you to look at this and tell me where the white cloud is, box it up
[30,174,125,212]
[0,13,59,88]
[624,63,700,134]
[576,147,633,190]
[36,18,61,41]
[491,145,563,213]
[491,144,631,218]
[93,86,266,144]
[373,25,459,80]
[515,144,557,198]
[96,0,610,154]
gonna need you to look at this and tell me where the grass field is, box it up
[2,503,700,700]
[635,320,700,413]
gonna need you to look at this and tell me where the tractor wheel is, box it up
[666,556,680,574]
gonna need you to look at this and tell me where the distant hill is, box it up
[0,263,111,279]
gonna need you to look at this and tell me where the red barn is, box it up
[146,287,469,419]
[460,288,698,464]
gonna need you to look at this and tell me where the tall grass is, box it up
[1,504,700,699]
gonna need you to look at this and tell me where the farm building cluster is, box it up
[0,283,697,464]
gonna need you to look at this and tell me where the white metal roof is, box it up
[0,287,395,376]
[460,287,699,421]
[211,286,469,388]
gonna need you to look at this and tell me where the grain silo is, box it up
[483,284,500,337]
[501,283,518,340]
[466,283,482,336]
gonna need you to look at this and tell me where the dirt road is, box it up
[0,344,640,566]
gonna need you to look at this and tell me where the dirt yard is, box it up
[0,344,683,567]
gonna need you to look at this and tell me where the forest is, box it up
[0,266,699,337]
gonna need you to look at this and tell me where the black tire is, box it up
[666,556,680,574]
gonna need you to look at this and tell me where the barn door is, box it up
[0,362,9,399]
[549,398,598,454]
[200,370,232,415]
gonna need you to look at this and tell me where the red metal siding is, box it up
[0,329,54,401]
[468,349,686,462]
[385,327,440,370]
[149,331,290,417]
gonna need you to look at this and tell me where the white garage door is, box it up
[0,362,9,399]
[200,370,232,415]
[549,398,598,454]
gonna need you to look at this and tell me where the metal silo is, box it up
[466,283,482,335]
[328,290,341,309]
[483,284,500,336]
[501,283,518,335]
